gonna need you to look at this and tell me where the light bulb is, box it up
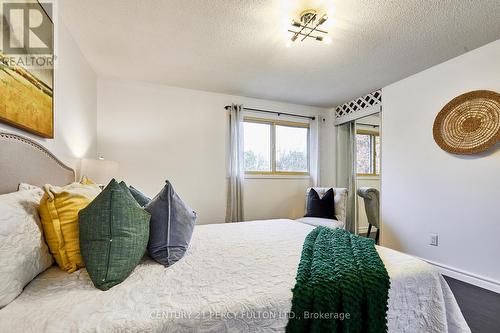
[318,15,328,25]
[323,36,332,44]
[285,40,292,48]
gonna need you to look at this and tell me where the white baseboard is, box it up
[421,258,500,294]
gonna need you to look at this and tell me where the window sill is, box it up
[357,174,380,180]
[245,174,311,180]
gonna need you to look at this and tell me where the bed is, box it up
[0,132,470,332]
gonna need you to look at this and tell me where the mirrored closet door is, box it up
[336,113,381,242]
[355,114,381,241]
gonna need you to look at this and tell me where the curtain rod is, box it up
[224,105,315,120]
[357,123,380,127]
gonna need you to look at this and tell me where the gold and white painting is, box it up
[0,0,54,138]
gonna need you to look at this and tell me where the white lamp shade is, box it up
[81,158,119,185]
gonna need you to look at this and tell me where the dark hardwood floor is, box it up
[444,276,500,333]
[358,232,499,332]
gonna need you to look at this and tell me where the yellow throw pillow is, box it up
[38,181,101,273]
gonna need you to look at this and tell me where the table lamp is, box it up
[80,157,119,188]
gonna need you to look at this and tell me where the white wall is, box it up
[243,177,313,221]
[319,109,336,188]
[0,17,97,169]
[381,39,500,289]
[97,78,329,224]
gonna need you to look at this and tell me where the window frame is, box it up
[356,129,380,177]
[243,116,310,176]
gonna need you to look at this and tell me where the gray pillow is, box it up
[145,180,196,266]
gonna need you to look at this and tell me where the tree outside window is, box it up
[356,130,380,176]
[244,118,309,175]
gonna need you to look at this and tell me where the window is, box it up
[243,122,271,172]
[244,118,309,175]
[356,130,380,176]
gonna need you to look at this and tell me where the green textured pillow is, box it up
[79,179,150,290]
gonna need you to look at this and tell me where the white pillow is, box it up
[18,183,42,192]
[0,188,53,307]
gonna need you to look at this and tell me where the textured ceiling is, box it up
[60,0,500,107]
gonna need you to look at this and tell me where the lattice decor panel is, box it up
[335,90,382,119]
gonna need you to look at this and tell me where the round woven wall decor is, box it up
[433,90,500,154]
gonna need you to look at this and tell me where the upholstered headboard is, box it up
[0,132,75,194]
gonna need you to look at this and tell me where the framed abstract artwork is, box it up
[0,0,54,138]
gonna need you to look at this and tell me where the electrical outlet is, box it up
[430,234,438,246]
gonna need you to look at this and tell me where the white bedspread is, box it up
[0,219,469,332]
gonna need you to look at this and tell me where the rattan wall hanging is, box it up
[433,90,500,155]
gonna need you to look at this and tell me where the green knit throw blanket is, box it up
[286,227,390,333]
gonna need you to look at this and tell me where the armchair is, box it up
[357,187,380,243]
[296,187,348,229]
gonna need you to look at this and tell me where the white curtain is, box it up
[309,116,321,187]
[336,121,357,233]
[226,104,244,222]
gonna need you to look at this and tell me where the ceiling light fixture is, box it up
[288,10,330,45]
